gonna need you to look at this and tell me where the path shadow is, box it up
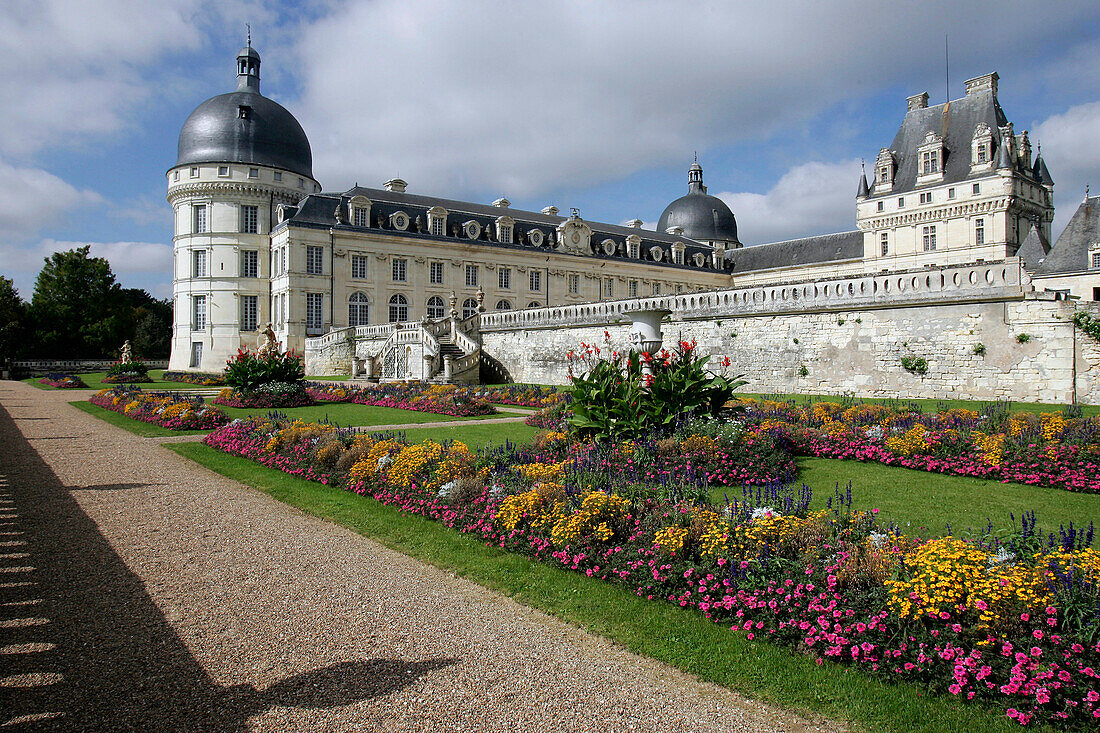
[0,402,456,730]
[73,483,158,492]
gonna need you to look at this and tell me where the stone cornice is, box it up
[858,197,1011,231]
[167,181,302,204]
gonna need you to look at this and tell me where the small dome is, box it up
[657,160,738,244]
[175,46,313,180]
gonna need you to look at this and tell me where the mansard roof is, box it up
[868,85,1038,196]
[1032,196,1100,275]
[279,185,722,272]
[725,230,863,273]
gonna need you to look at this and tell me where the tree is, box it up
[30,246,127,358]
[0,276,27,364]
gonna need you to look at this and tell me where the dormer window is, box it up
[496,216,514,244]
[389,211,410,231]
[977,145,988,164]
[190,167,199,178]
[528,229,544,247]
[218,165,230,177]
[428,206,447,237]
[463,220,481,240]
[625,235,640,259]
[693,252,706,267]
[917,131,945,184]
[1091,249,1100,269]
[970,123,994,172]
[238,105,251,119]
[348,196,371,228]
[601,239,617,256]
[672,242,686,265]
[874,148,895,192]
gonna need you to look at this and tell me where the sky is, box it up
[2,0,1099,300]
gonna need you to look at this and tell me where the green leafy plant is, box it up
[900,355,929,375]
[1073,311,1100,341]
[224,347,305,392]
[837,318,846,325]
[1016,333,1031,344]
[854,317,862,324]
[792,337,799,344]
[798,364,809,377]
[972,343,986,356]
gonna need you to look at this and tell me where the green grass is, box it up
[69,400,207,437]
[394,422,541,446]
[167,442,1046,733]
[738,391,1100,417]
[217,403,501,427]
[26,370,214,391]
[709,457,1100,541]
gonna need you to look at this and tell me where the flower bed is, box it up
[163,370,226,386]
[306,382,496,417]
[90,387,228,430]
[461,384,566,408]
[740,400,1100,493]
[204,417,1100,727]
[39,372,87,389]
[213,385,313,409]
[103,358,152,384]
[525,403,567,429]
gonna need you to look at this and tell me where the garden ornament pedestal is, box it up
[625,308,670,377]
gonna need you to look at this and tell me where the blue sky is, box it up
[2,0,1099,300]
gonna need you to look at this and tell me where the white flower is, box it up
[868,531,889,548]
[988,546,1016,567]
[864,425,885,440]
[751,506,780,521]
[377,454,393,470]
[436,480,457,499]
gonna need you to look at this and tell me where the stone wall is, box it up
[482,297,1100,404]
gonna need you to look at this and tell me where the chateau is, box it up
[168,45,1100,390]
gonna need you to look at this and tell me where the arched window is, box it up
[462,297,478,320]
[426,296,445,319]
[388,294,409,322]
[348,293,370,327]
[527,301,542,309]
[495,299,513,311]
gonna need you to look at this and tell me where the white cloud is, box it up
[716,160,863,244]
[0,159,102,239]
[291,1,1099,200]
[2,239,172,298]
[1032,101,1100,237]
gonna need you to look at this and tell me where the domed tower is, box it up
[657,159,740,251]
[167,42,319,371]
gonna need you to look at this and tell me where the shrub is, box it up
[225,348,304,392]
[900,355,928,375]
[1016,333,1032,344]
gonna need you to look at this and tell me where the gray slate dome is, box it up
[657,161,739,244]
[176,45,313,180]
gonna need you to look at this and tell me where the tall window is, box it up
[529,270,542,292]
[274,293,282,325]
[568,274,579,294]
[629,280,638,297]
[498,224,513,243]
[240,204,258,233]
[306,292,323,333]
[241,295,258,331]
[920,150,939,175]
[192,295,206,330]
[1092,253,1100,269]
[426,296,445,319]
[878,166,889,183]
[353,207,369,227]
[919,192,932,204]
[973,183,981,195]
[876,200,884,212]
[977,145,988,164]
[627,240,639,259]
[392,258,407,282]
[388,294,408,322]
[273,249,282,276]
[465,264,479,287]
[603,279,613,299]
[192,249,207,277]
[975,218,985,246]
[880,232,889,256]
[241,250,258,278]
[898,197,905,208]
[189,342,202,368]
[498,267,511,289]
[462,298,478,320]
[193,204,207,233]
[351,255,368,279]
[349,293,369,326]
[922,225,937,251]
[495,299,512,311]
[306,246,323,275]
[429,261,444,284]
[652,282,661,296]
[948,187,956,199]
[430,216,445,237]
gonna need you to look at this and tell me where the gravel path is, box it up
[0,381,844,732]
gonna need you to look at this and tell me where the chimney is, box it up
[907,92,929,111]
[492,197,510,208]
[541,205,559,216]
[383,178,407,193]
[625,218,644,228]
[965,72,999,97]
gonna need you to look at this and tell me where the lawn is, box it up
[27,370,211,391]
[738,391,1100,417]
[168,441,1041,733]
[708,457,1100,542]
[217,403,502,427]
[393,422,541,447]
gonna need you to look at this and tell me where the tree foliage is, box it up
[0,277,28,363]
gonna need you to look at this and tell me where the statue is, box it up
[119,340,132,364]
[258,323,279,356]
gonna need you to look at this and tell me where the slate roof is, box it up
[867,85,1041,196]
[725,230,864,273]
[1033,196,1100,275]
[280,186,721,273]
[1015,223,1051,271]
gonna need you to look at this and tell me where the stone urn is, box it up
[624,308,671,356]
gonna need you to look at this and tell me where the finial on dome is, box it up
[247,23,251,47]
[236,32,261,92]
